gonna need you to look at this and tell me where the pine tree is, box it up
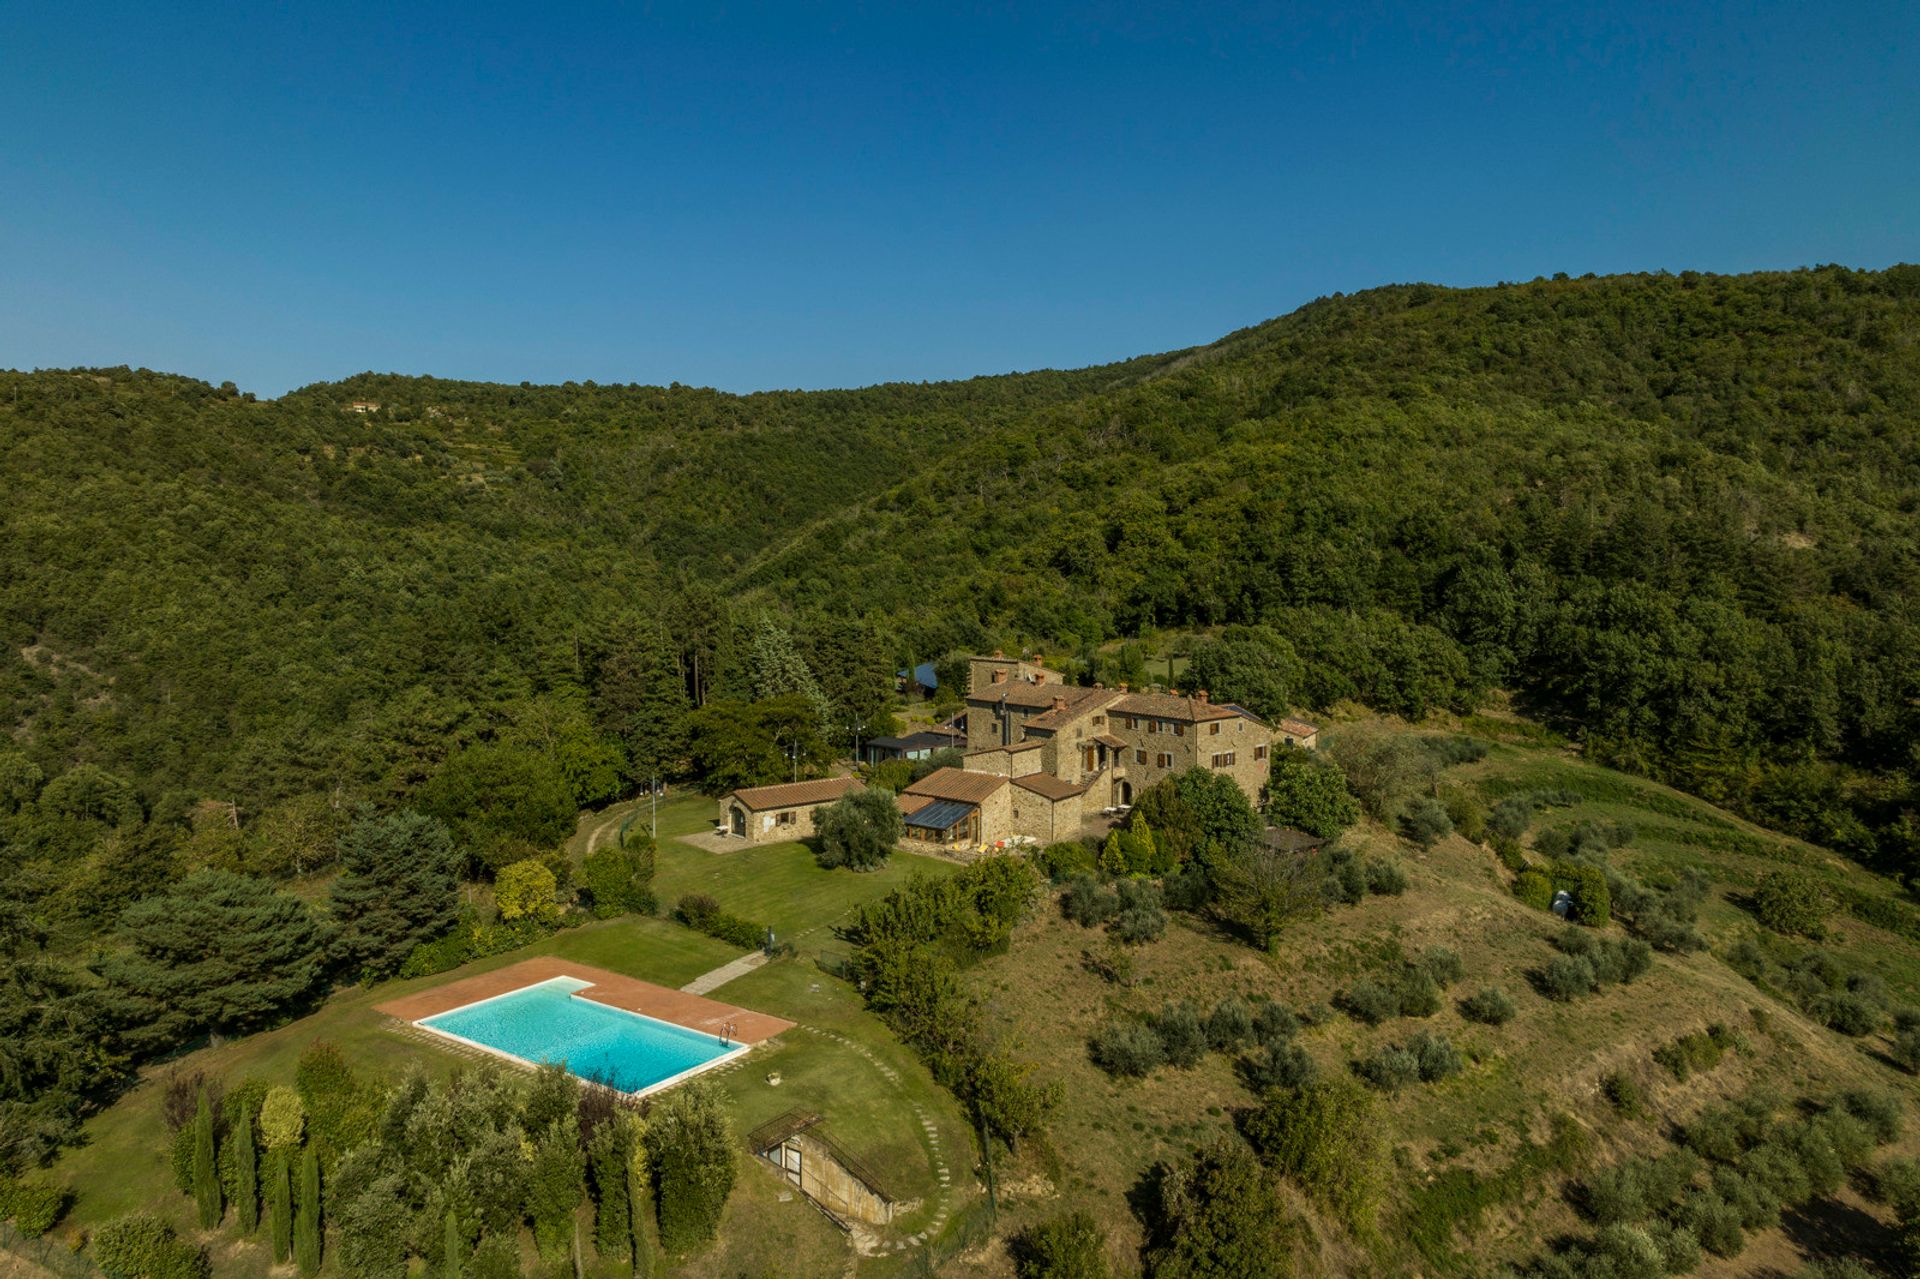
[747,617,831,728]
[329,809,461,978]
[269,1148,293,1262]
[233,1106,258,1234]
[99,870,330,1054]
[589,615,691,780]
[294,1146,321,1274]
[192,1088,222,1228]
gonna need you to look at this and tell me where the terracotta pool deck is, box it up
[374,956,794,1044]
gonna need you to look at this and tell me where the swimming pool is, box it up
[417,976,744,1095]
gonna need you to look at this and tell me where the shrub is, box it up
[1679,1188,1746,1256]
[1397,970,1443,1017]
[1460,987,1516,1025]
[1868,1156,1920,1215]
[1336,978,1401,1025]
[1109,879,1167,944]
[1894,1022,1920,1074]
[1365,859,1409,896]
[1150,1002,1208,1069]
[1407,1031,1461,1082]
[1550,860,1611,926]
[1205,995,1255,1051]
[1061,876,1117,927]
[580,839,657,916]
[1602,1071,1643,1115]
[1252,1001,1301,1043]
[1356,1046,1421,1091]
[1416,946,1465,987]
[1811,992,1880,1037]
[495,859,560,923]
[674,894,764,948]
[1241,1078,1388,1230]
[259,1085,305,1151]
[93,1214,209,1279]
[0,1179,69,1236]
[1089,1021,1164,1078]
[1753,871,1830,938]
[1514,869,1554,910]
[1240,1040,1317,1091]
[1839,1090,1903,1144]
[1398,797,1454,849]
[1540,955,1597,1001]
[1655,1029,1728,1082]
[1035,841,1098,882]
[1016,1210,1109,1279]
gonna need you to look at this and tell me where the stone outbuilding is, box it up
[717,777,863,844]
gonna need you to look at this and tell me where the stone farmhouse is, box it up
[715,652,1312,856]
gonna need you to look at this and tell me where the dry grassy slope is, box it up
[948,732,1920,1278]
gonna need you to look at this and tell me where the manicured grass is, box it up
[655,837,958,955]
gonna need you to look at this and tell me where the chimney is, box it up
[1119,682,1129,693]
[993,649,1004,658]
[1197,688,1209,703]
[1051,696,1068,712]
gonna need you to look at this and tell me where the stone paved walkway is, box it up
[679,950,768,995]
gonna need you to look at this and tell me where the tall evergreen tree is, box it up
[99,870,330,1053]
[329,809,461,978]
[590,615,691,781]
[747,618,831,728]
[649,1081,735,1253]
[233,1106,258,1234]
[192,1088,221,1228]
[268,1149,292,1262]
[442,1208,464,1279]
[588,1111,637,1261]
[528,1118,584,1265]
[294,1147,321,1274]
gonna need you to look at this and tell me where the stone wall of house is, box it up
[1107,715,1271,807]
[976,785,1015,845]
[1010,786,1090,843]
[966,654,1056,695]
[719,799,831,845]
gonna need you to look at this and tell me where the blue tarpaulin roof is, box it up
[903,799,972,831]
[896,661,939,689]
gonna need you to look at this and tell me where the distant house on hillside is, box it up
[896,661,940,698]
[346,400,381,414]
[1276,717,1321,750]
[859,726,964,766]
[717,776,861,844]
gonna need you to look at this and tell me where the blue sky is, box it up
[3,2,1916,396]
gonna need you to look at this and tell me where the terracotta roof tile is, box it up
[1278,717,1320,737]
[1012,772,1090,801]
[726,776,862,811]
[902,767,1009,804]
[1110,692,1239,723]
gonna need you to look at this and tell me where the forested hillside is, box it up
[5,266,1918,870]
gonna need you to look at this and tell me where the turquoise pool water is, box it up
[419,976,737,1094]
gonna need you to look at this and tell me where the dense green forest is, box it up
[3,264,1919,1176]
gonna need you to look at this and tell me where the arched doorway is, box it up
[730,805,747,837]
[1115,780,1133,806]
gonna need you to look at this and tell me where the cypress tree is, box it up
[627,1156,652,1279]
[588,1115,632,1260]
[442,1208,464,1279]
[528,1118,584,1265]
[192,1088,222,1228]
[233,1106,258,1234]
[269,1148,292,1262]
[294,1146,321,1274]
